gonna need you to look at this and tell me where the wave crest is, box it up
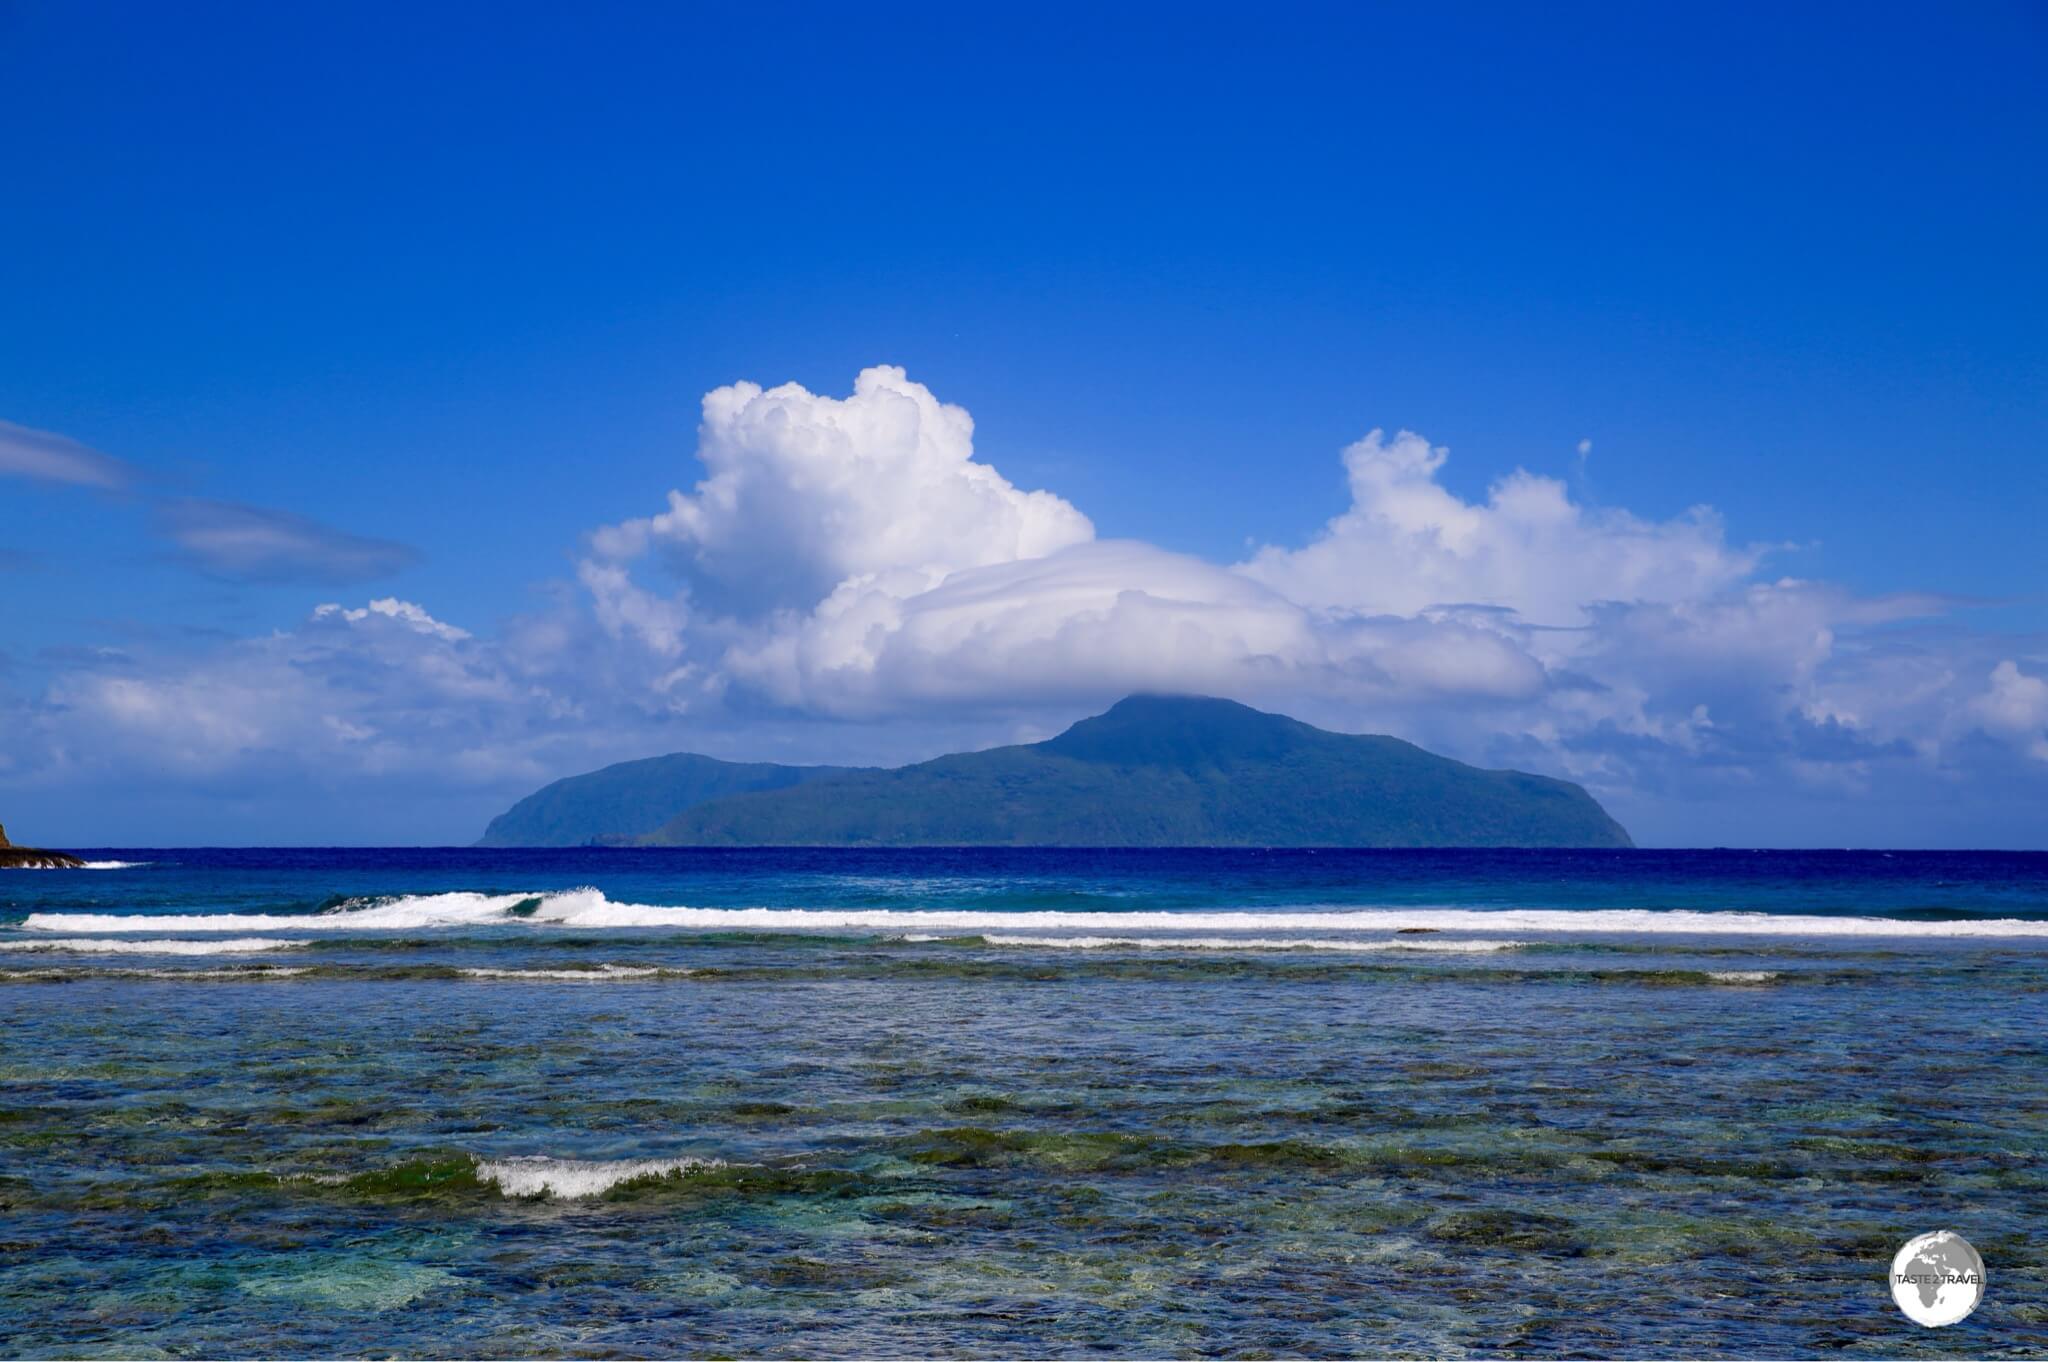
[968,935,1526,952]
[457,964,672,982]
[0,937,308,955]
[21,891,2048,938]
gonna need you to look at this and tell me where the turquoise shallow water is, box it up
[3,849,2045,1357]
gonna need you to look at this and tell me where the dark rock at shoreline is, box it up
[0,822,86,869]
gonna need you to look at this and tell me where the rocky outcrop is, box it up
[0,822,87,869]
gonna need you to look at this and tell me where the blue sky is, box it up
[3,1,2044,846]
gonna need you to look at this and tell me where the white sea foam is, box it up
[166,967,310,979]
[457,964,669,982]
[0,966,309,980]
[475,1155,723,1198]
[12,860,149,870]
[22,892,2048,939]
[1706,970,1781,984]
[21,889,557,934]
[0,937,308,955]
[970,935,1526,953]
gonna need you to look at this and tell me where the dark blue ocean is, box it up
[4,848,2045,1357]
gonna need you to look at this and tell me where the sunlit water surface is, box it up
[3,849,2045,1357]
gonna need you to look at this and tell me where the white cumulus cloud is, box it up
[723,540,1325,715]
[6,365,2043,846]
[1968,660,2048,760]
[311,597,471,642]
[1238,429,1756,623]
[590,365,1094,619]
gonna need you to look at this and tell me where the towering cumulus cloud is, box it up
[588,366,1093,617]
[578,375,1764,721]
[5,366,2044,844]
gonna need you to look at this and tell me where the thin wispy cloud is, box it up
[0,413,421,586]
[156,498,420,585]
[0,419,138,490]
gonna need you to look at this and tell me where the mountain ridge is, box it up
[480,695,1631,848]
[476,753,859,847]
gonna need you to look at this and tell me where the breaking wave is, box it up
[457,964,671,982]
[12,860,150,871]
[20,890,2048,939]
[22,890,569,934]
[475,1155,725,1198]
[0,965,309,980]
[0,937,308,955]
[965,935,1527,952]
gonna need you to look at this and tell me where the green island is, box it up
[480,694,1632,848]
